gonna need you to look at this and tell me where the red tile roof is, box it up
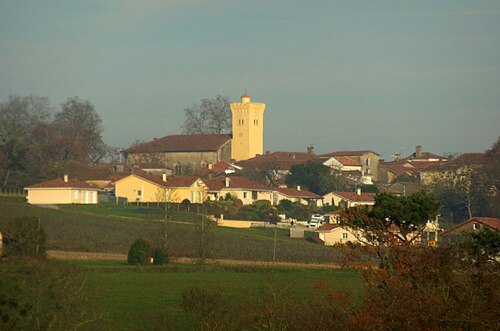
[451,153,487,165]
[119,173,200,188]
[321,150,379,157]
[442,217,500,235]
[26,178,98,190]
[274,187,321,199]
[379,162,415,176]
[317,223,340,231]
[330,191,375,202]
[236,151,316,171]
[333,156,360,166]
[204,176,271,191]
[404,151,445,161]
[123,134,231,153]
[197,161,242,175]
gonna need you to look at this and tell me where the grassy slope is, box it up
[78,262,362,330]
[0,200,344,264]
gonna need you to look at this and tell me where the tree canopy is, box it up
[182,95,231,134]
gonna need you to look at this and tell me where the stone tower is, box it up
[230,92,266,161]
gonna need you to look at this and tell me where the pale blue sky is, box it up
[1,1,499,160]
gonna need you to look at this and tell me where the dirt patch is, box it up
[46,250,352,269]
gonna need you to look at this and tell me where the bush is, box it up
[127,238,152,265]
[152,246,169,265]
[0,216,46,257]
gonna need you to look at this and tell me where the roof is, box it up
[118,173,200,188]
[65,161,132,180]
[236,151,316,171]
[451,153,487,165]
[26,178,98,190]
[123,134,231,153]
[404,151,446,161]
[317,223,340,232]
[204,176,271,191]
[331,156,360,166]
[442,217,500,235]
[196,161,242,176]
[379,162,415,176]
[274,187,322,199]
[321,150,379,157]
[327,191,376,202]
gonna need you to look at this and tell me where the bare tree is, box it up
[182,95,231,134]
[53,97,107,163]
[0,95,51,187]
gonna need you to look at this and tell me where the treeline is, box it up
[0,95,116,188]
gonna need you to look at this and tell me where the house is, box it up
[204,176,274,205]
[378,161,416,184]
[403,145,448,163]
[440,217,500,245]
[235,150,317,184]
[316,223,366,246]
[273,186,323,207]
[323,189,375,208]
[114,172,206,203]
[25,175,100,204]
[320,150,380,182]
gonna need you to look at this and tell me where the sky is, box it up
[1,0,499,161]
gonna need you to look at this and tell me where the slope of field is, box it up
[0,200,347,264]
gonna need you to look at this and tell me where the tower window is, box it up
[254,119,258,125]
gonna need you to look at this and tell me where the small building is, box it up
[25,175,99,204]
[204,176,274,205]
[441,217,500,245]
[323,189,375,208]
[114,172,206,203]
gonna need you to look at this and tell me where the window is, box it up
[243,192,248,199]
[365,158,370,167]
[254,119,258,125]
[252,191,258,200]
[473,223,480,230]
[191,191,195,203]
[342,233,348,239]
[137,190,142,196]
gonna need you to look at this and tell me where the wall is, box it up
[27,188,98,204]
[319,227,364,246]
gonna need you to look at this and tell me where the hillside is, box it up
[0,199,345,264]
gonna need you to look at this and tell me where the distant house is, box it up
[114,172,206,203]
[235,150,317,184]
[204,176,274,205]
[122,134,232,174]
[441,217,500,245]
[378,161,416,184]
[316,223,366,246]
[403,145,447,163]
[196,161,242,178]
[25,175,100,204]
[320,150,379,182]
[273,186,323,207]
[323,189,375,208]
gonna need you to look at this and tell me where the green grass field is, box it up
[0,199,347,264]
[77,262,363,330]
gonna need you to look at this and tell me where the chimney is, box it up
[63,174,68,183]
[416,145,423,158]
[307,146,314,154]
[208,163,213,170]
[162,174,167,182]
[297,185,301,191]
[225,177,230,188]
[356,187,361,196]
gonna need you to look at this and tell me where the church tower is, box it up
[230,92,266,161]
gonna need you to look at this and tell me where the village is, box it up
[23,92,499,247]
